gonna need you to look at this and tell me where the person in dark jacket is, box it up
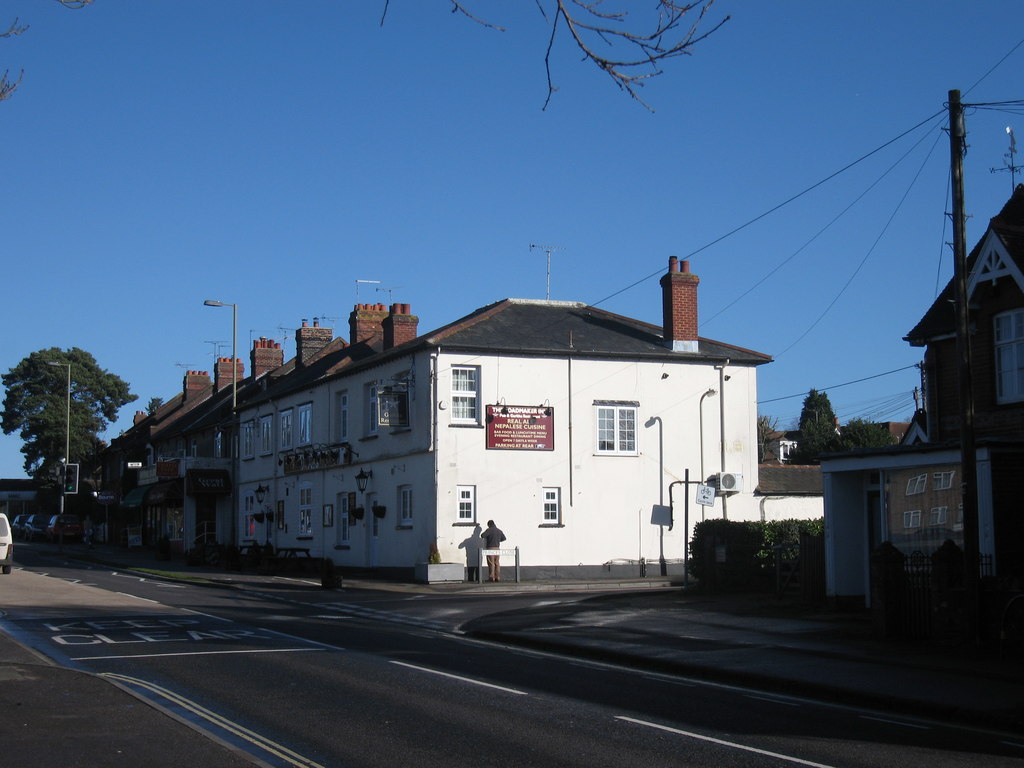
[481,520,506,581]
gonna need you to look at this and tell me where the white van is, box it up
[0,513,13,574]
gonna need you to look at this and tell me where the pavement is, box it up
[3,541,1024,767]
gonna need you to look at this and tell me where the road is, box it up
[4,546,1023,767]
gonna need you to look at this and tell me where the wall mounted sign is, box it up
[378,388,409,428]
[485,405,554,451]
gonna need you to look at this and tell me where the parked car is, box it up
[47,514,83,542]
[0,513,13,574]
[24,514,51,541]
[10,514,29,539]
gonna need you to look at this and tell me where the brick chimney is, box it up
[383,303,418,350]
[660,255,699,353]
[348,303,388,348]
[214,357,244,392]
[295,318,333,367]
[133,410,147,426]
[250,337,284,378]
[183,370,211,402]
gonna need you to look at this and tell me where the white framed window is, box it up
[399,485,413,525]
[905,474,927,495]
[595,403,638,455]
[259,415,273,455]
[457,485,476,522]
[366,384,379,436]
[214,430,224,459]
[298,403,312,446]
[337,492,350,544]
[929,506,949,526]
[451,366,480,423]
[280,409,293,450]
[241,420,255,459]
[299,486,313,535]
[932,470,955,491]
[542,487,561,524]
[954,503,964,531]
[242,494,256,539]
[995,309,1024,403]
[337,391,349,442]
[903,510,921,529]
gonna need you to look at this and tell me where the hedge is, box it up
[689,518,823,591]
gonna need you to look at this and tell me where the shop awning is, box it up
[120,486,148,508]
[186,469,231,495]
[145,480,183,505]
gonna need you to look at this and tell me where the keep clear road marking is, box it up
[390,660,528,695]
[616,716,839,768]
[103,673,326,768]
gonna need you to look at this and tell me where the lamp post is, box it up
[203,300,237,410]
[698,387,717,489]
[47,361,71,517]
[255,484,270,545]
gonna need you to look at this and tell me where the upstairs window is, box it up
[280,409,293,450]
[595,402,638,455]
[457,485,476,522]
[451,366,480,423]
[259,415,273,455]
[298,403,312,446]
[241,421,255,459]
[542,487,561,524]
[337,392,349,442]
[995,309,1024,403]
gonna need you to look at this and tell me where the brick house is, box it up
[822,184,1024,606]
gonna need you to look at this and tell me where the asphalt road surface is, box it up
[4,547,1022,767]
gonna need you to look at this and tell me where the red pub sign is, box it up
[485,405,554,451]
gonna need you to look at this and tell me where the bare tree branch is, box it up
[2,1,94,102]
[445,1,729,110]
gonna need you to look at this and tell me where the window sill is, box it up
[452,521,478,527]
[359,435,379,441]
[539,523,564,528]
[449,422,484,429]
[296,536,313,541]
[334,544,350,550]
[395,524,413,531]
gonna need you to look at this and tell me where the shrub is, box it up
[689,518,823,591]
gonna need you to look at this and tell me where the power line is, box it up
[757,363,919,405]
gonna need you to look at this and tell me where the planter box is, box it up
[415,562,465,584]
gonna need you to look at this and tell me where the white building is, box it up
[235,257,771,580]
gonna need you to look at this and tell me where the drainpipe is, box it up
[716,360,729,519]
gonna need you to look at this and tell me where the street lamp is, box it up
[255,484,271,544]
[203,300,237,410]
[47,361,71,517]
[355,468,373,493]
[698,387,717,485]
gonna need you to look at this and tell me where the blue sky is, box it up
[3,1,1023,477]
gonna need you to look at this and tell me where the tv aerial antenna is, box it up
[355,279,381,304]
[204,340,228,359]
[990,126,1021,192]
[529,244,564,300]
[376,286,404,304]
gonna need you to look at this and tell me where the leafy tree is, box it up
[1,347,136,479]
[146,397,163,415]
[836,418,898,452]
[789,389,839,464]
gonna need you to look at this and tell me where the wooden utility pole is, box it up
[948,89,981,642]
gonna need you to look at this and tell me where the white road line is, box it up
[616,716,839,768]
[859,715,931,730]
[390,660,528,695]
[102,673,326,768]
[73,647,321,661]
[745,694,801,706]
[115,592,160,603]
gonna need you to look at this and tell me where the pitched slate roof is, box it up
[756,465,823,495]
[422,298,771,364]
[905,183,1024,345]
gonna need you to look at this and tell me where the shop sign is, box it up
[485,405,554,451]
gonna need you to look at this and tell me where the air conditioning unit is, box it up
[719,472,744,493]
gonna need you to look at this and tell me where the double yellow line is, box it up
[102,673,325,768]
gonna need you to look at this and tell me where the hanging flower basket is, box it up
[350,506,365,520]
[372,504,387,518]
